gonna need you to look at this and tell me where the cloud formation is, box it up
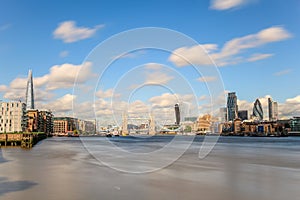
[53,21,104,43]
[198,76,217,83]
[169,26,292,67]
[273,69,292,76]
[210,0,246,10]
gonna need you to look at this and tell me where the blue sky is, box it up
[0,0,299,122]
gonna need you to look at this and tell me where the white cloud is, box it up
[95,88,121,99]
[0,85,7,92]
[53,21,104,43]
[46,62,95,90]
[144,71,174,85]
[169,26,292,67]
[286,95,300,104]
[45,94,75,113]
[59,50,69,58]
[198,76,217,83]
[273,69,292,76]
[210,0,247,10]
[169,44,217,67]
[247,53,273,62]
[144,63,163,70]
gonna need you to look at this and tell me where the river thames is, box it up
[0,136,300,200]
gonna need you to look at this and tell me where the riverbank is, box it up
[0,133,47,148]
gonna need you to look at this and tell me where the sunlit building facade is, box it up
[0,101,27,133]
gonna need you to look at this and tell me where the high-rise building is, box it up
[227,92,238,121]
[253,99,263,120]
[174,103,180,125]
[25,69,35,110]
[0,101,27,133]
[268,98,278,121]
[219,107,227,122]
[238,110,248,121]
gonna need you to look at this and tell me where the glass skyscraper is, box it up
[25,69,35,110]
[268,97,278,121]
[253,99,263,120]
[227,92,238,121]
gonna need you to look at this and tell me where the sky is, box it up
[0,0,299,124]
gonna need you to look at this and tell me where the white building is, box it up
[0,101,27,133]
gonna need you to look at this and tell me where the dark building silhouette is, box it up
[174,103,180,125]
[238,110,248,121]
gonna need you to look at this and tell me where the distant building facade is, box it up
[238,110,248,121]
[174,103,180,125]
[268,98,278,121]
[53,117,77,135]
[253,99,263,120]
[291,117,300,132]
[219,107,227,122]
[0,101,27,133]
[227,92,238,121]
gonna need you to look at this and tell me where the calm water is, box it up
[0,136,300,200]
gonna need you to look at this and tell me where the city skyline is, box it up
[0,1,299,122]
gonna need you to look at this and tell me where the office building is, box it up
[174,103,180,125]
[253,99,263,120]
[227,92,238,121]
[268,98,278,121]
[0,101,27,133]
[291,117,300,132]
[238,110,248,121]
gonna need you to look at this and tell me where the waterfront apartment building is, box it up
[268,98,278,121]
[39,110,54,135]
[0,101,27,133]
[227,92,238,121]
[53,117,96,135]
[27,109,40,132]
[27,109,53,135]
[53,117,77,135]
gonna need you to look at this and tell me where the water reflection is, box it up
[0,177,37,196]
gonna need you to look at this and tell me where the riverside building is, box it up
[0,101,27,133]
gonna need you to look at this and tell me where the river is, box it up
[0,136,299,200]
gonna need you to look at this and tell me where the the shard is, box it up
[25,69,35,110]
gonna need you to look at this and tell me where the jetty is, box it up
[0,133,47,148]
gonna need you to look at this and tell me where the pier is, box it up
[0,133,47,148]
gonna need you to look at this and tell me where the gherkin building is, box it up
[253,99,263,120]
